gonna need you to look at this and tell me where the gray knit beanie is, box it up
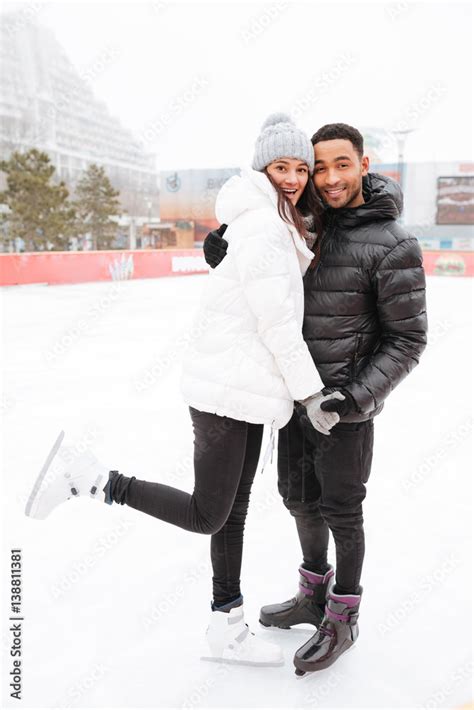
[252,112,314,173]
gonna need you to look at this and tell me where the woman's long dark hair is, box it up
[264,168,323,241]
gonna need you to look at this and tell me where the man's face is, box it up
[312,139,369,209]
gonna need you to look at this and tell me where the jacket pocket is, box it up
[350,334,362,378]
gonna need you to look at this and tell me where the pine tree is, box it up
[74,164,121,250]
[0,149,76,251]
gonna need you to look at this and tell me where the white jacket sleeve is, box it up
[231,215,323,401]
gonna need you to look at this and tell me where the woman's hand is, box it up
[297,391,345,436]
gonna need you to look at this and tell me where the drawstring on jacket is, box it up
[260,426,276,474]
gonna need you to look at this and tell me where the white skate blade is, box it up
[25,430,65,519]
[200,655,284,668]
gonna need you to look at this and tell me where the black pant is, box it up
[109,407,263,605]
[277,411,374,594]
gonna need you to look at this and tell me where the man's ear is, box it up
[361,155,369,176]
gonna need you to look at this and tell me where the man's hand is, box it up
[320,390,357,417]
[298,391,345,436]
[203,223,229,269]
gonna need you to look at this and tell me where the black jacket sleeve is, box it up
[343,236,428,414]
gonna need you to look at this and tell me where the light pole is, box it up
[146,200,153,247]
[129,217,136,250]
[392,128,414,223]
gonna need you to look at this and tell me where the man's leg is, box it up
[292,418,375,674]
[259,412,334,629]
[314,419,374,593]
[277,410,330,571]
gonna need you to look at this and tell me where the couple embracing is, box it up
[26,114,427,676]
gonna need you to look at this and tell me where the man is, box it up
[203,123,427,674]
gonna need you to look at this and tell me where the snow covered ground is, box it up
[1,273,472,709]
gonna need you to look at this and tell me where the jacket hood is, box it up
[215,167,278,224]
[214,166,315,270]
[326,172,403,228]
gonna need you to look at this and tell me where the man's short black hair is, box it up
[311,123,364,159]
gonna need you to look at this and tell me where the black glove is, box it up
[320,389,358,417]
[203,223,228,269]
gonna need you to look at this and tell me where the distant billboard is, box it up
[160,168,239,233]
[436,176,474,225]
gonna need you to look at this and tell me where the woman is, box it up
[25,113,340,667]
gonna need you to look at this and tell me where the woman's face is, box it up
[266,158,309,205]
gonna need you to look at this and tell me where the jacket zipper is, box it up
[314,212,336,275]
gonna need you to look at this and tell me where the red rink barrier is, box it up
[422,250,474,277]
[0,248,472,286]
[0,249,208,286]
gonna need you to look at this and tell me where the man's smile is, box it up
[325,187,346,198]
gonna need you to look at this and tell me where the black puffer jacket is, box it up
[303,172,428,422]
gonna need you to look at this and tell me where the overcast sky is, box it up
[3,0,473,169]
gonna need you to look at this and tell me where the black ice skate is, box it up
[293,584,362,675]
[259,565,334,629]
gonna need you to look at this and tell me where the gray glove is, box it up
[298,391,345,436]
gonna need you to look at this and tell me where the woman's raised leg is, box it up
[106,407,251,535]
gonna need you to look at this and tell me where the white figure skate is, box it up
[202,604,284,667]
[25,430,110,519]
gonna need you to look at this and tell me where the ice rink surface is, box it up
[2,273,473,709]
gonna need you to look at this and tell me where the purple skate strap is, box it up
[299,566,334,586]
[325,606,350,623]
[329,593,360,608]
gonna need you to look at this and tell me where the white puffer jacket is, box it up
[180,168,323,429]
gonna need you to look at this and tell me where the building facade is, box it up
[0,13,158,218]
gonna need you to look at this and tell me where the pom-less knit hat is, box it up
[252,112,314,173]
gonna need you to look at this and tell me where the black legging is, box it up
[107,406,264,605]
